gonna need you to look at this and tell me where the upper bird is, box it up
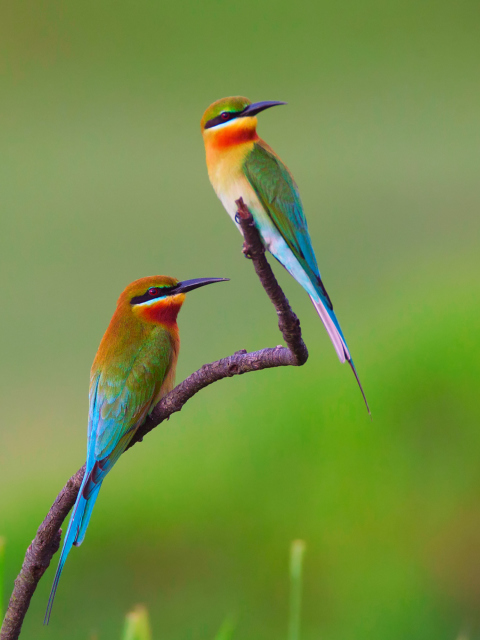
[45,274,228,623]
[201,96,369,412]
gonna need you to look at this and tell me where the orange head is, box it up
[201,96,286,150]
[118,275,228,327]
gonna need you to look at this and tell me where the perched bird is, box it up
[201,97,369,411]
[45,275,228,623]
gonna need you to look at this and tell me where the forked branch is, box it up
[0,199,308,640]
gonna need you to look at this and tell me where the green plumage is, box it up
[90,325,174,468]
[243,143,331,306]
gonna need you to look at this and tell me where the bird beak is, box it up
[173,277,229,294]
[239,101,287,118]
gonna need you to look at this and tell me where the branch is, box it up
[130,197,308,446]
[0,468,85,640]
[0,199,308,640]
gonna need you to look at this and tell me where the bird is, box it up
[45,275,228,623]
[201,96,369,412]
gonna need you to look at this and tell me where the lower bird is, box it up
[201,96,369,412]
[45,275,228,623]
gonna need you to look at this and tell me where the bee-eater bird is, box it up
[201,96,369,412]
[45,275,228,623]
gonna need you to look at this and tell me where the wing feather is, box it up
[244,142,333,308]
[87,331,174,485]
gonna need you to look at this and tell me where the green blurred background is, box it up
[1,0,480,638]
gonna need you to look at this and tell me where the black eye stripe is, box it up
[204,110,241,129]
[130,286,175,306]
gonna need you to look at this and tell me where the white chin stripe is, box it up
[207,119,240,131]
[206,116,256,131]
[135,296,167,307]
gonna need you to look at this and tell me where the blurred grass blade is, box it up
[123,605,152,640]
[213,614,236,640]
[288,540,306,640]
[0,537,5,622]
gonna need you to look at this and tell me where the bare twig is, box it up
[0,200,308,640]
[234,197,307,366]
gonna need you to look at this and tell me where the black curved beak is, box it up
[173,277,229,294]
[239,101,287,118]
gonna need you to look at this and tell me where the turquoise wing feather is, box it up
[243,142,332,307]
[87,330,173,488]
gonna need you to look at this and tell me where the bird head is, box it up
[201,96,286,147]
[119,275,229,326]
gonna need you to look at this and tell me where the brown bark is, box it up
[0,200,308,640]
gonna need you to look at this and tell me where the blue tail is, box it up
[265,227,370,413]
[268,242,370,414]
[310,292,370,415]
[44,473,101,624]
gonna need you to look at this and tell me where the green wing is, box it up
[243,142,325,296]
[88,329,173,483]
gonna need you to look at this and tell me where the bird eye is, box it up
[220,112,229,120]
[148,287,158,296]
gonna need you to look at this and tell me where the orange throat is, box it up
[136,295,185,328]
[204,117,258,153]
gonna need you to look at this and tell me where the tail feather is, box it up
[45,431,131,622]
[310,294,370,415]
[44,546,68,626]
[44,473,99,624]
[74,483,101,547]
[310,295,350,363]
[348,359,371,417]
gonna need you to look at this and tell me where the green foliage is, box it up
[288,540,306,640]
[213,615,236,640]
[120,606,235,640]
[1,0,480,639]
[123,605,152,640]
